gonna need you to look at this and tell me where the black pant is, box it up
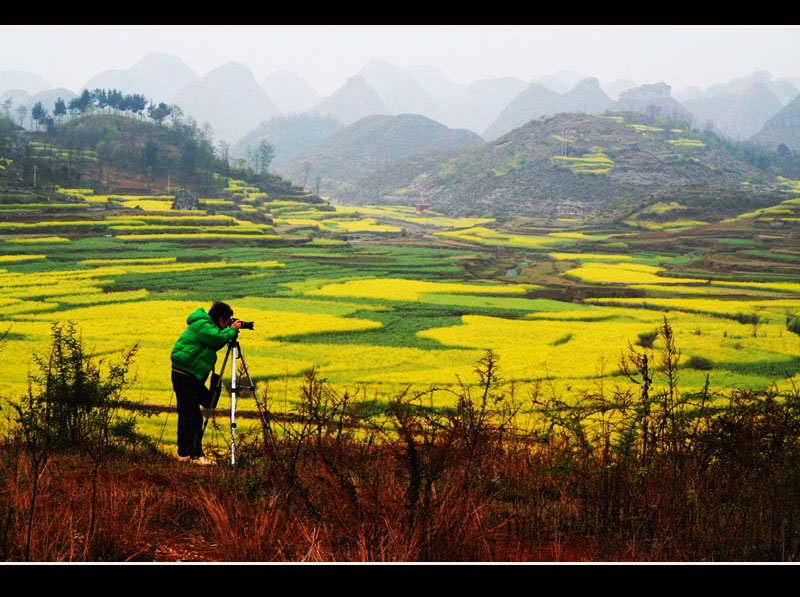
[171,370,209,458]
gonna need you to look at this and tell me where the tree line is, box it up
[10,88,174,132]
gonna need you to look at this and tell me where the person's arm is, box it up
[196,319,240,349]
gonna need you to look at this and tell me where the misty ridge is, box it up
[3,51,800,181]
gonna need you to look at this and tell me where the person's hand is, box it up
[231,320,242,331]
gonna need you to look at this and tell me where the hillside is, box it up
[0,112,320,203]
[277,113,484,196]
[330,112,787,222]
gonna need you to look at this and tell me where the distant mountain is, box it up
[405,65,462,103]
[705,71,798,105]
[332,112,783,221]
[82,52,200,104]
[483,78,612,140]
[172,62,280,145]
[29,88,77,113]
[307,74,387,126]
[0,89,32,111]
[352,61,530,135]
[0,87,76,120]
[713,82,784,140]
[260,70,322,113]
[277,113,484,196]
[358,59,445,122]
[601,79,638,101]
[684,83,783,140]
[749,94,800,151]
[483,83,565,141]
[682,93,739,131]
[682,73,791,141]
[0,71,52,95]
[431,77,527,136]
[232,113,343,167]
[534,70,592,94]
[563,78,614,114]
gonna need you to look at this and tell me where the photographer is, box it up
[170,302,241,465]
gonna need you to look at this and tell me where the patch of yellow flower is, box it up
[3,236,70,243]
[548,252,633,261]
[435,226,555,248]
[306,278,533,302]
[0,254,46,263]
[563,262,699,285]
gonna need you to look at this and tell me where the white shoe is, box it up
[191,456,215,466]
[177,455,191,463]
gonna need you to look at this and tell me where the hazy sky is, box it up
[3,25,800,95]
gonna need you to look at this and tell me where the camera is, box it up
[231,318,254,330]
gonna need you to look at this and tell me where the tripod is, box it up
[206,338,256,465]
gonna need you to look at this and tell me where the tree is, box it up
[53,97,66,123]
[30,102,47,130]
[217,140,231,176]
[147,101,171,124]
[69,89,93,115]
[15,104,27,127]
[106,89,123,112]
[254,139,274,175]
[168,104,184,127]
[93,88,109,112]
[127,93,147,118]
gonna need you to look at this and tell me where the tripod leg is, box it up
[229,343,256,466]
[230,342,238,465]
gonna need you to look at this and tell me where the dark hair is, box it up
[209,301,233,323]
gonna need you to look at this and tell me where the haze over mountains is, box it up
[3,51,800,178]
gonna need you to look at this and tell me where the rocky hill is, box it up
[330,112,786,222]
[609,83,693,122]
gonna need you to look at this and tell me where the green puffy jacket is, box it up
[171,308,238,382]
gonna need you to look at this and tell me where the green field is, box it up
[1,181,799,452]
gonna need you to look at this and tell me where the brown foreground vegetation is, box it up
[2,320,800,562]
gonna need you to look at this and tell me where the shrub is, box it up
[4,321,152,560]
[10,321,147,453]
